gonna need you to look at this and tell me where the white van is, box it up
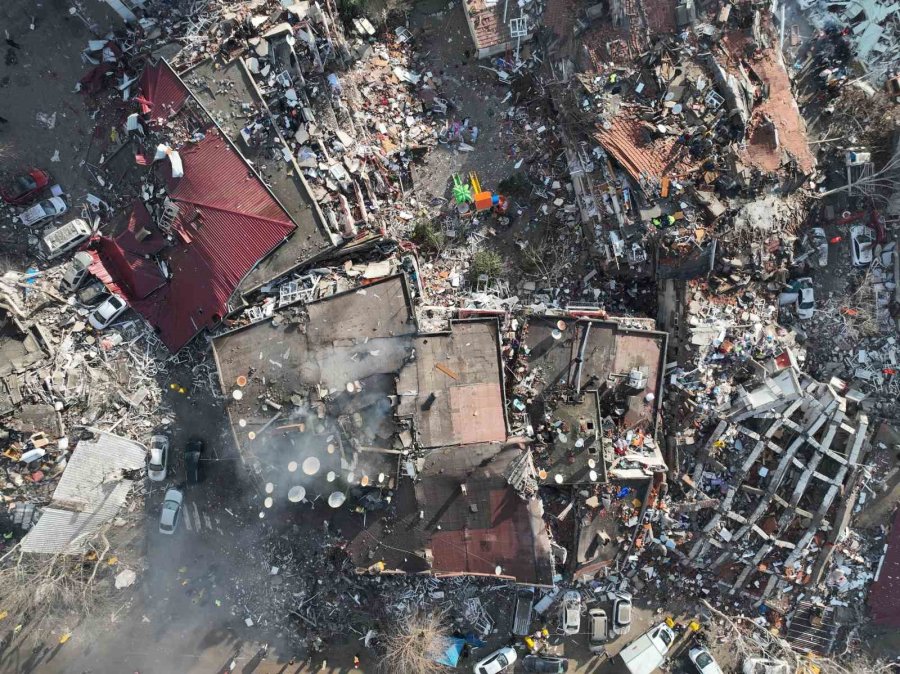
[41,218,92,261]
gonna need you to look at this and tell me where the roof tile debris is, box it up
[721,33,816,174]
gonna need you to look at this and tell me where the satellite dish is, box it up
[265,482,274,494]
[551,329,562,340]
[326,471,336,482]
[232,390,243,400]
[288,461,298,472]
[328,492,346,508]
[288,486,306,502]
[264,497,273,508]
[302,457,321,475]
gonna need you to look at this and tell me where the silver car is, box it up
[612,592,633,636]
[147,435,169,482]
[17,196,67,227]
[560,591,581,635]
[88,293,128,330]
[159,488,183,534]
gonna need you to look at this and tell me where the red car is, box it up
[1,169,51,205]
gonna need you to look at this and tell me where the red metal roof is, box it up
[90,63,296,352]
[138,62,189,121]
[429,488,549,583]
[870,508,900,627]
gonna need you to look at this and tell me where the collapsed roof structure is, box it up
[21,432,147,554]
[208,269,675,585]
[211,274,556,585]
[682,367,869,606]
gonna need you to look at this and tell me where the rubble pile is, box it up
[1,0,899,668]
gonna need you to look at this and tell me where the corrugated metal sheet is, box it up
[21,433,146,554]
[92,67,297,352]
[140,62,189,122]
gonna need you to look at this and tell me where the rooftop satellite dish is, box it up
[328,492,346,508]
[265,483,274,494]
[288,486,306,502]
[288,461,298,472]
[302,456,320,475]
[264,497,273,508]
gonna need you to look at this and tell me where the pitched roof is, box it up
[21,433,146,554]
[92,63,296,351]
[721,32,815,174]
[870,508,900,627]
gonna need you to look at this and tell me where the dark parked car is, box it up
[76,280,109,306]
[1,168,50,205]
[185,437,204,483]
[522,656,569,673]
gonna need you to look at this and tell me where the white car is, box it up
[88,293,128,330]
[474,646,517,674]
[159,488,183,534]
[795,277,815,320]
[742,658,790,674]
[850,225,875,266]
[560,590,581,635]
[17,196,67,227]
[147,435,169,482]
[689,646,724,674]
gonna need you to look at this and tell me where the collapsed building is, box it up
[210,272,675,585]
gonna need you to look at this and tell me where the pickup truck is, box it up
[606,622,675,674]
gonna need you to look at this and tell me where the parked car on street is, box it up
[185,437,204,484]
[689,646,725,674]
[560,590,581,635]
[473,646,517,674]
[1,169,51,205]
[612,592,633,636]
[850,225,875,266]
[147,435,169,482]
[159,488,183,534]
[88,293,128,330]
[17,196,67,227]
[42,219,92,261]
[522,655,569,673]
[588,607,608,653]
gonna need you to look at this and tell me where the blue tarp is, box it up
[433,633,487,667]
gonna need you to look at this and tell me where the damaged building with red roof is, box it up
[89,61,333,352]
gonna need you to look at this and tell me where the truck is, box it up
[605,622,675,674]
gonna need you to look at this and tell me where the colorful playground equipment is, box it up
[452,172,509,216]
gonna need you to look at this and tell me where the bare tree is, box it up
[0,530,116,630]
[701,600,895,674]
[814,144,900,203]
[379,610,452,674]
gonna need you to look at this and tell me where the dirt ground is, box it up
[0,0,123,265]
